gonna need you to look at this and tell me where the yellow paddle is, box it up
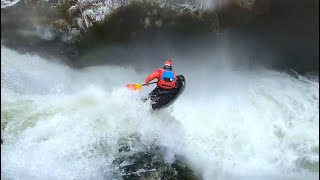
[126,82,157,91]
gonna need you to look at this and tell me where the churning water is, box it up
[1,46,319,180]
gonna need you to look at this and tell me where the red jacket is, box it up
[145,68,177,89]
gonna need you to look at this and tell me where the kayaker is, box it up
[143,60,179,101]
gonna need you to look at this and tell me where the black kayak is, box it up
[149,75,186,110]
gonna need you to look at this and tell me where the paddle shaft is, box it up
[142,82,157,86]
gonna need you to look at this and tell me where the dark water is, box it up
[112,134,199,180]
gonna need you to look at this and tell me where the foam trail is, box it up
[1,46,319,179]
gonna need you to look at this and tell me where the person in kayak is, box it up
[143,60,179,102]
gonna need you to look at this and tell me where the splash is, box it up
[1,46,319,179]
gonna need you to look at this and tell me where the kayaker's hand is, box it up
[145,83,149,86]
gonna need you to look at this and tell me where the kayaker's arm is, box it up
[145,69,161,84]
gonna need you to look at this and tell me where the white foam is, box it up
[1,46,319,179]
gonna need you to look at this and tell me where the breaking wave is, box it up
[1,45,319,179]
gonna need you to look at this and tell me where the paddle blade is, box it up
[126,84,143,91]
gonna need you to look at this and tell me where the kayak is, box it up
[149,75,186,110]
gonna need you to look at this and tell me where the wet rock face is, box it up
[232,0,256,9]
[1,0,258,45]
[252,0,270,15]
[1,0,318,73]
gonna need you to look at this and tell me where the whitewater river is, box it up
[1,45,319,180]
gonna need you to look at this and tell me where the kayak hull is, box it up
[150,75,186,110]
